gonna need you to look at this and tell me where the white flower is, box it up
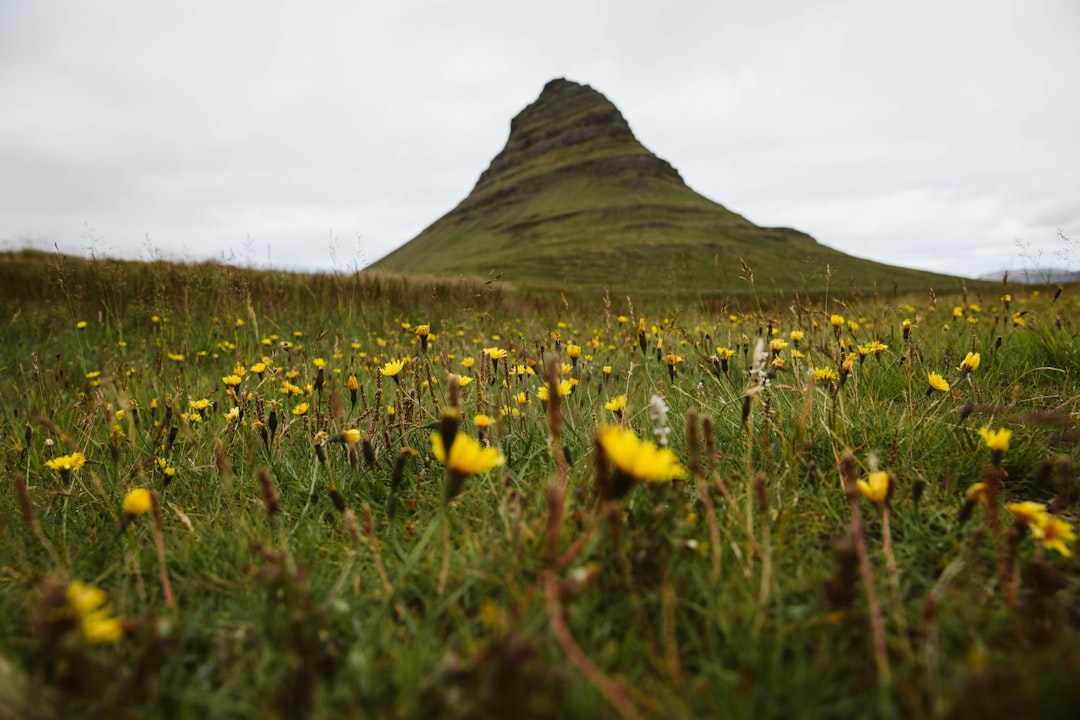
[648,394,672,446]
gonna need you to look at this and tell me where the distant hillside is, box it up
[978,268,1080,285]
[371,78,966,296]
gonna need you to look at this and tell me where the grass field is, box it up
[1,250,1078,718]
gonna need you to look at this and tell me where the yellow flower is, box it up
[830,314,845,328]
[46,452,87,473]
[483,347,508,361]
[292,402,309,417]
[250,362,267,375]
[605,395,627,413]
[338,428,361,444]
[790,330,804,343]
[556,378,574,397]
[473,414,496,429]
[461,357,476,369]
[457,375,473,388]
[122,487,152,516]
[431,432,504,477]
[313,357,326,368]
[1032,514,1077,557]
[596,426,687,489]
[280,381,303,396]
[566,344,582,359]
[978,427,1011,454]
[347,374,359,391]
[380,359,405,377]
[813,367,838,383]
[190,398,211,411]
[1007,501,1047,527]
[857,471,890,505]
[769,338,788,355]
[965,482,989,506]
[222,374,242,387]
[224,406,240,423]
[927,371,950,393]
[958,351,981,376]
[66,581,124,644]
[716,347,735,360]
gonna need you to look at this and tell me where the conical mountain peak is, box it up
[474,78,682,192]
[372,79,958,294]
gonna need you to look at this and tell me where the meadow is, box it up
[1,250,1078,718]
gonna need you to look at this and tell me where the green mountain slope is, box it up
[372,78,964,295]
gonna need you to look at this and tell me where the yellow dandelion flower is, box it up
[813,367,838,383]
[46,452,87,473]
[292,402,309,417]
[1007,501,1047,527]
[604,395,627,413]
[978,427,1011,454]
[337,428,361,444]
[66,581,123,644]
[927,371,950,393]
[958,351,981,376]
[1032,514,1077,557]
[857,471,890,506]
[431,432,504,500]
[380,359,405,377]
[473,414,496,429]
[965,482,989,506]
[596,426,687,492]
[122,487,152,516]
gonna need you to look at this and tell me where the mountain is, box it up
[371,78,962,295]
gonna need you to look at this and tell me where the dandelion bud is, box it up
[328,487,347,513]
[256,468,279,517]
[362,437,376,468]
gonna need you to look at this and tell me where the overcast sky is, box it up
[2,0,1078,279]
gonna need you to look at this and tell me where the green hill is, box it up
[371,78,966,296]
